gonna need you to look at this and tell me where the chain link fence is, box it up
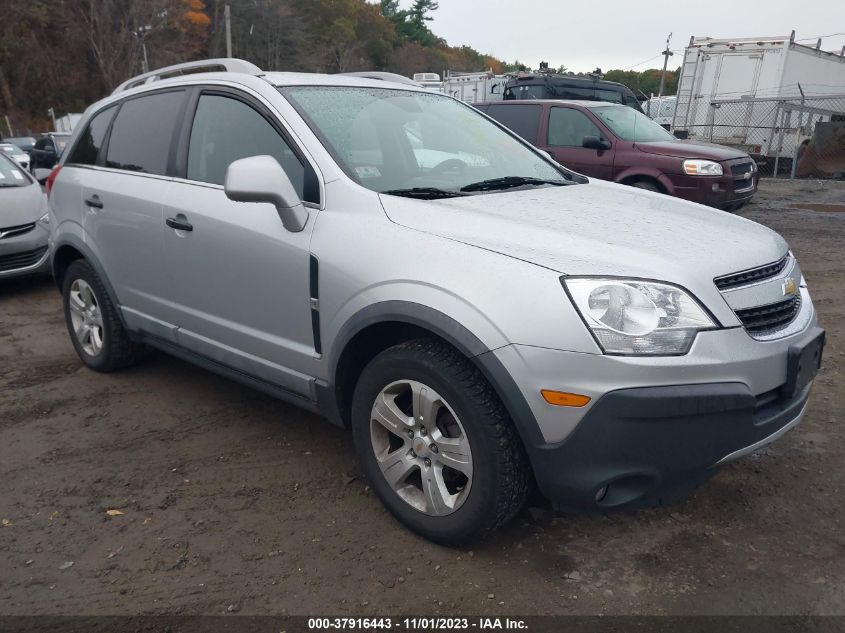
[673,94,845,179]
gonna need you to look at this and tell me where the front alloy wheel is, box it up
[351,338,530,545]
[370,379,473,516]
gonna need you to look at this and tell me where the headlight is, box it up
[563,278,717,355]
[682,159,723,176]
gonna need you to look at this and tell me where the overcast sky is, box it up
[390,0,845,73]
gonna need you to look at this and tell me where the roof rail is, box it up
[112,58,263,94]
[340,71,423,87]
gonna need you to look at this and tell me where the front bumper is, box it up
[530,379,812,510]
[491,319,823,509]
[667,172,757,209]
[0,224,51,279]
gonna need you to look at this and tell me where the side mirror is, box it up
[224,155,308,233]
[33,168,52,185]
[582,136,611,151]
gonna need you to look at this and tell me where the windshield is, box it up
[280,86,571,197]
[592,106,676,142]
[0,154,31,187]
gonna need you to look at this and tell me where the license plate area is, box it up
[782,330,825,398]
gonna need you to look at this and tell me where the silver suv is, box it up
[48,60,825,544]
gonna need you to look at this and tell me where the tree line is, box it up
[0,0,679,135]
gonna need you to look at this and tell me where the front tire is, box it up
[630,180,661,193]
[351,338,530,545]
[62,260,144,372]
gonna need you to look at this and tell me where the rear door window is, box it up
[105,90,186,175]
[547,107,603,146]
[186,93,310,201]
[554,85,594,100]
[67,106,117,166]
[485,104,541,142]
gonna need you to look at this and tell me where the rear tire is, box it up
[62,260,144,372]
[350,338,530,545]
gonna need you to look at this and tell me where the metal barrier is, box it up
[673,94,845,179]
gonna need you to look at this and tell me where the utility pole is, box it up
[657,32,673,98]
[134,25,152,73]
[224,4,233,58]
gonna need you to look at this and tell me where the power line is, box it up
[622,49,685,71]
[622,54,663,71]
[797,32,845,41]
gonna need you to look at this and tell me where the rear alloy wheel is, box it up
[62,259,144,372]
[351,338,530,545]
[68,279,104,357]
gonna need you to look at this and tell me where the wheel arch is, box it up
[323,301,544,449]
[52,235,129,331]
[616,170,672,194]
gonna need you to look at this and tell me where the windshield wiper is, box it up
[460,176,568,193]
[381,187,467,200]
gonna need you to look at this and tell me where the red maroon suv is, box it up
[476,99,757,210]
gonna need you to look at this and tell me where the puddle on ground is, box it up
[790,203,845,213]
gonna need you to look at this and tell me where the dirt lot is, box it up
[1,179,844,618]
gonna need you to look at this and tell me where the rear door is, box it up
[81,89,188,340]
[540,106,614,179]
[161,88,319,396]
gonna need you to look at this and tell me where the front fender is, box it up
[325,300,546,448]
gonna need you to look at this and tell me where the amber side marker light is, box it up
[540,390,591,407]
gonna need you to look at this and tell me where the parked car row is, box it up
[0,131,72,173]
[36,59,822,545]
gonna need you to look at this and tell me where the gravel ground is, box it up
[1,179,844,617]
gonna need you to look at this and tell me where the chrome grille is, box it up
[734,294,801,334]
[0,245,48,272]
[714,255,789,290]
[0,222,36,239]
[730,161,754,178]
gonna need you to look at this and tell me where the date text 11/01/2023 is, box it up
[307,617,528,630]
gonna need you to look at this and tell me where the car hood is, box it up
[378,180,786,283]
[636,139,750,161]
[0,182,46,226]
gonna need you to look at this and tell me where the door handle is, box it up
[84,195,103,209]
[166,216,193,232]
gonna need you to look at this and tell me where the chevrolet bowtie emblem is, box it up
[782,278,797,296]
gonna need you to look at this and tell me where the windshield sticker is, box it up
[354,165,381,179]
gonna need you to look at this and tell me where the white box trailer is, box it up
[672,32,845,158]
[54,113,83,133]
[439,70,510,104]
